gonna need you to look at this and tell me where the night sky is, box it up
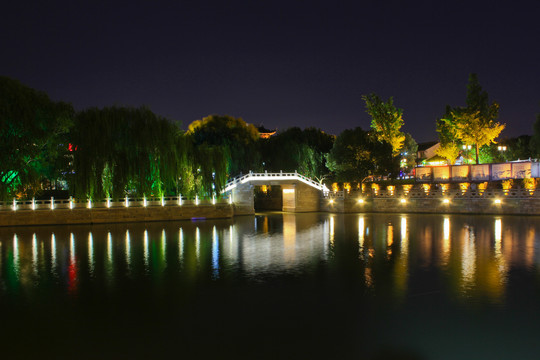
[2,0,539,142]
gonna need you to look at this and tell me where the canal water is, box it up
[1,212,540,359]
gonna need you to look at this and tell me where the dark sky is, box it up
[2,0,539,142]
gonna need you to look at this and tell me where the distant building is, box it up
[257,125,276,139]
[416,141,440,164]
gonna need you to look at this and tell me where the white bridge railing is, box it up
[223,171,329,193]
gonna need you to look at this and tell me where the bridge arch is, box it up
[223,171,329,215]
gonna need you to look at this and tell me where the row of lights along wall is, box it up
[11,194,233,211]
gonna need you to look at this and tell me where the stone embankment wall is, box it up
[321,188,540,215]
[0,199,233,227]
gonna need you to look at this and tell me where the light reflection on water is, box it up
[0,213,539,304]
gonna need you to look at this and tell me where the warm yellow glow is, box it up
[459,182,470,194]
[502,179,513,190]
[178,195,183,206]
[440,183,449,194]
[87,199,92,209]
[402,184,413,195]
[343,183,351,193]
[332,183,339,192]
[422,184,430,194]
[31,198,36,210]
[329,199,334,204]
[523,178,536,194]
[283,189,295,194]
[495,219,502,243]
[261,185,268,194]
[400,198,406,204]
[106,198,111,208]
[357,198,364,204]
[387,185,395,196]
[494,199,501,205]
[443,198,450,204]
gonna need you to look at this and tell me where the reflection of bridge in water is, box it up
[223,171,329,215]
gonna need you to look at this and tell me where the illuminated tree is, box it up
[437,74,505,164]
[362,93,406,156]
[0,76,73,200]
[70,106,183,199]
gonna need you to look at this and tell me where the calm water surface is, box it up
[1,212,540,359]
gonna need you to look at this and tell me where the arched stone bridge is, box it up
[223,171,329,215]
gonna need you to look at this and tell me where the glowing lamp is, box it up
[443,198,450,204]
[329,199,334,204]
[494,199,501,205]
[400,198,406,204]
[358,198,364,204]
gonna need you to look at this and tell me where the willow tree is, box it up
[362,93,405,156]
[70,106,182,199]
[187,115,260,178]
[0,76,73,200]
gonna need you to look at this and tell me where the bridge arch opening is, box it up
[254,185,282,211]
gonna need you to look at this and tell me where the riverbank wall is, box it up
[0,198,233,226]
[320,188,540,215]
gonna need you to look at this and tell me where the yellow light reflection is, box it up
[495,218,502,255]
[329,216,335,245]
[442,217,451,264]
[283,214,296,262]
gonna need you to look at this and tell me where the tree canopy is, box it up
[436,74,505,164]
[362,93,405,156]
[260,127,334,182]
[0,76,74,199]
[326,127,392,182]
[187,115,260,177]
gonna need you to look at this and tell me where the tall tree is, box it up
[437,74,505,164]
[260,127,334,182]
[187,115,260,178]
[362,93,405,156]
[530,111,540,157]
[326,127,392,182]
[0,76,74,199]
